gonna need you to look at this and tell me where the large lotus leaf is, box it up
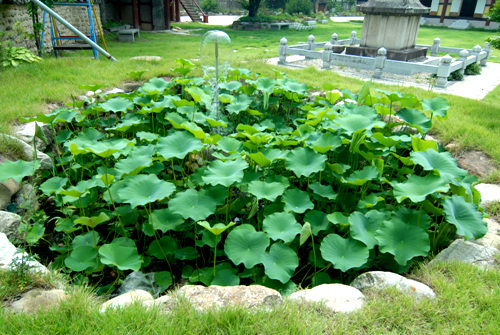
[335,113,385,135]
[40,177,68,196]
[375,218,430,266]
[197,221,236,236]
[342,166,379,186]
[217,137,243,153]
[0,160,41,183]
[149,208,184,232]
[300,222,312,246]
[320,234,369,272]
[422,97,449,120]
[57,178,98,198]
[263,212,301,243]
[69,137,135,158]
[450,174,481,205]
[262,243,299,284]
[392,206,431,230]
[349,211,383,249]
[148,236,177,259]
[211,269,240,286]
[306,132,342,154]
[156,131,204,160]
[141,77,169,95]
[308,183,337,201]
[260,148,287,162]
[106,114,144,132]
[391,174,449,203]
[114,145,154,178]
[282,188,314,213]
[278,78,308,94]
[202,158,248,187]
[64,246,99,272]
[304,210,331,235]
[247,152,270,167]
[285,147,326,178]
[174,247,199,260]
[225,224,270,268]
[410,149,467,183]
[100,97,134,113]
[169,189,216,221]
[99,237,142,271]
[136,131,160,143]
[443,195,488,239]
[117,174,175,208]
[186,86,212,107]
[72,231,99,249]
[395,108,431,134]
[219,81,243,91]
[74,213,110,229]
[411,136,439,152]
[226,94,253,115]
[327,212,350,227]
[248,180,286,201]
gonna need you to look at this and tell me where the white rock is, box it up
[429,239,499,269]
[475,183,500,206]
[14,121,53,152]
[288,284,364,313]
[100,289,154,312]
[1,135,52,170]
[0,211,22,240]
[350,271,436,300]
[8,289,68,313]
[475,218,500,249]
[103,88,125,95]
[0,233,48,273]
[130,56,162,61]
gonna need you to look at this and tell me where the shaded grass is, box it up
[1,261,500,334]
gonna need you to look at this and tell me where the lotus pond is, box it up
[0,59,487,295]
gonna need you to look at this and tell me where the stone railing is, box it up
[278,32,492,88]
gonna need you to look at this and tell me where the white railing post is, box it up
[471,45,481,64]
[330,33,338,45]
[481,42,491,66]
[458,49,469,76]
[323,42,333,69]
[436,54,452,88]
[350,31,357,45]
[278,37,288,65]
[373,47,387,79]
[430,37,440,57]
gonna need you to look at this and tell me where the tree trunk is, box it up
[248,0,262,17]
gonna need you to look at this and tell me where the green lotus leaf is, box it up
[114,145,154,178]
[74,213,110,229]
[136,131,160,143]
[248,180,286,201]
[263,212,301,243]
[202,158,248,187]
[169,189,217,221]
[100,97,134,113]
[410,149,467,183]
[141,77,169,95]
[396,108,431,134]
[300,222,312,246]
[0,160,41,183]
[442,195,488,239]
[211,269,240,286]
[304,210,331,235]
[199,185,228,206]
[349,211,383,249]
[308,183,337,201]
[320,234,369,272]
[72,231,99,248]
[450,174,481,204]
[99,237,142,271]
[260,148,287,162]
[375,218,430,266]
[53,111,78,124]
[69,137,135,158]
[24,223,45,244]
[150,208,184,232]
[156,131,204,160]
[64,246,99,272]
[226,94,253,114]
[217,137,243,153]
[392,206,431,230]
[219,81,242,91]
[411,136,439,152]
[327,212,350,227]
[391,174,449,203]
[285,147,326,178]
[57,178,98,198]
[248,152,271,167]
[335,113,385,135]
[262,243,299,284]
[117,174,176,208]
[375,89,404,102]
[342,166,379,185]
[186,86,212,107]
[155,271,173,290]
[106,114,144,132]
[357,193,384,209]
[306,132,342,153]
[197,221,236,236]
[148,236,177,259]
[225,224,270,268]
[422,97,449,120]
[39,176,68,196]
[282,188,314,213]
[174,247,199,260]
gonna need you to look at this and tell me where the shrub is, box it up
[464,62,482,75]
[0,22,41,68]
[448,70,464,81]
[1,60,486,295]
[285,0,313,16]
[201,0,219,13]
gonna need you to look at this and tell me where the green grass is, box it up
[1,260,500,334]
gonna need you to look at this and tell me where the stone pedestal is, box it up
[346,0,430,61]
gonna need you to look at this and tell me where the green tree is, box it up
[488,2,500,49]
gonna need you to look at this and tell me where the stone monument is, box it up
[346,0,430,61]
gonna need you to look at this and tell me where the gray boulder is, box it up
[289,284,364,313]
[7,289,68,313]
[100,289,154,312]
[475,218,500,249]
[350,271,436,300]
[0,179,21,210]
[14,121,53,152]
[0,211,23,240]
[12,183,40,215]
[429,239,499,269]
[178,285,282,311]
[1,135,52,170]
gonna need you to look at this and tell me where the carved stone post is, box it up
[330,33,338,45]
[457,49,469,76]
[471,45,481,64]
[278,37,287,65]
[481,42,491,66]
[350,31,357,45]
[430,38,440,57]
[373,47,387,79]
[436,54,452,88]
[323,42,333,69]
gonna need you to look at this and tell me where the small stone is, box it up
[178,285,282,311]
[444,143,458,152]
[474,218,500,249]
[103,88,125,95]
[350,271,436,300]
[455,151,497,178]
[8,289,68,314]
[100,289,154,312]
[0,211,23,240]
[429,239,499,269]
[288,284,364,313]
[130,56,162,61]
[0,183,12,210]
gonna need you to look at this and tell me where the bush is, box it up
[0,22,41,68]
[285,0,312,15]
[448,70,464,81]
[201,0,219,13]
[2,60,486,296]
[464,62,482,75]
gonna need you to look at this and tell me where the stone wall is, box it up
[0,4,101,53]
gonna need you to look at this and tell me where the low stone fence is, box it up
[278,32,492,88]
